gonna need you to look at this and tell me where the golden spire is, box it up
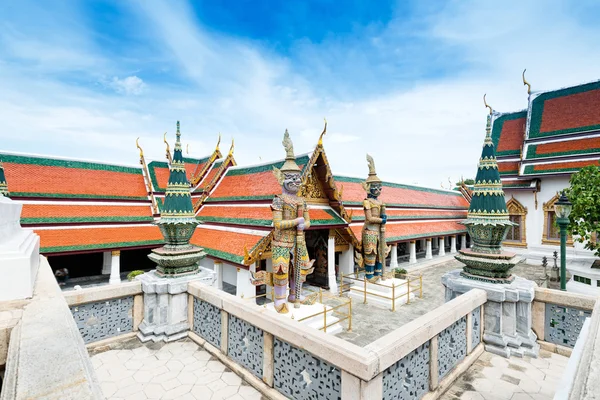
[483,94,493,115]
[318,118,327,146]
[163,132,171,159]
[228,138,235,157]
[136,137,144,159]
[522,69,531,95]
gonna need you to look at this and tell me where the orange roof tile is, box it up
[190,228,264,264]
[349,208,467,221]
[523,159,600,175]
[335,177,469,209]
[1,154,148,200]
[36,225,163,253]
[498,161,520,175]
[349,220,466,243]
[21,204,153,224]
[491,112,527,157]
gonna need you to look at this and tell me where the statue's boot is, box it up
[273,285,289,314]
[374,262,383,277]
[365,264,380,283]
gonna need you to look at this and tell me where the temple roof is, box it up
[334,176,469,209]
[190,225,268,265]
[349,220,466,243]
[492,79,600,185]
[491,111,527,157]
[529,80,600,139]
[0,159,8,197]
[206,154,311,203]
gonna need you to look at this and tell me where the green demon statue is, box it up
[251,130,316,313]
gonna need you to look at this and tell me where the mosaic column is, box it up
[409,241,417,264]
[426,239,433,259]
[327,235,338,293]
[109,250,121,285]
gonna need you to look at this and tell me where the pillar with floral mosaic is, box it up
[0,160,8,197]
[456,106,520,283]
[148,121,207,277]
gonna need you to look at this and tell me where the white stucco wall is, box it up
[222,262,237,286]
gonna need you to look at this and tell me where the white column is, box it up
[102,251,111,275]
[236,265,256,298]
[432,237,438,249]
[450,235,457,254]
[327,235,338,294]
[439,238,446,256]
[426,239,433,259]
[390,244,399,269]
[461,234,467,250]
[409,241,417,264]
[214,261,223,290]
[339,244,354,275]
[109,250,121,285]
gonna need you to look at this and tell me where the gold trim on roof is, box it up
[522,69,531,95]
[483,94,493,115]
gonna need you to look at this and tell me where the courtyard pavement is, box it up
[90,338,264,400]
[442,349,569,399]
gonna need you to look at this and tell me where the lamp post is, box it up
[554,191,572,291]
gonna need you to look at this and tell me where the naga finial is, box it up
[215,133,221,152]
[228,138,235,157]
[163,132,171,158]
[522,69,531,95]
[136,137,144,159]
[318,118,327,146]
[483,94,493,115]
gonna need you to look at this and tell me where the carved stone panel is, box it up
[545,303,591,348]
[70,297,134,344]
[472,307,481,349]
[383,342,429,400]
[193,298,221,348]
[438,316,467,379]
[273,338,341,400]
[228,315,263,378]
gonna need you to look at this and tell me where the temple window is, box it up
[503,197,527,247]
[574,275,591,285]
[542,193,574,246]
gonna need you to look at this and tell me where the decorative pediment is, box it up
[506,196,527,215]
[542,193,561,212]
[299,167,328,201]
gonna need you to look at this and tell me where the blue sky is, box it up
[1,0,600,187]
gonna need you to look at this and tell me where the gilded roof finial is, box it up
[483,94,493,115]
[176,120,181,140]
[163,132,171,160]
[228,138,235,157]
[215,133,221,153]
[136,137,144,159]
[318,118,327,146]
[522,69,531,95]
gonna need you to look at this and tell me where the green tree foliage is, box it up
[455,178,475,186]
[565,165,600,257]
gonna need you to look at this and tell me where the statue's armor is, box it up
[271,194,313,289]
[362,197,383,271]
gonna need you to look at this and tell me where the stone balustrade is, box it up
[531,287,597,355]
[63,281,144,345]
[187,280,486,400]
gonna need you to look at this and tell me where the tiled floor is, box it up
[441,349,569,400]
[91,338,264,400]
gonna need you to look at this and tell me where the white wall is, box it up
[222,263,237,286]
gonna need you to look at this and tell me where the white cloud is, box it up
[109,76,146,95]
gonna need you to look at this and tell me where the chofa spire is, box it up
[162,121,194,218]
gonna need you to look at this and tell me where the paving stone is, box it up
[238,385,262,400]
[124,391,146,400]
[222,371,243,386]
[177,371,198,385]
[460,393,485,400]
[207,360,226,372]
[161,378,180,391]
[212,385,240,400]
[142,383,165,399]
[132,370,153,383]
[124,360,144,371]
[194,371,223,385]
[100,381,118,398]
[162,384,193,399]
[191,384,213,400]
